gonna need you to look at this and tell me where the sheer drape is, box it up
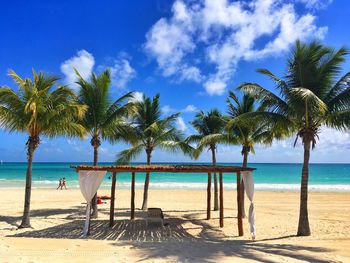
[242,171,256,239]
[79,170,106,236]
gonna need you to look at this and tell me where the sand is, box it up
[0,188,349,262]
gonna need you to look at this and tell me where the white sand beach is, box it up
[1,189,349,262]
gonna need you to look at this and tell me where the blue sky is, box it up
[0,0,349,163]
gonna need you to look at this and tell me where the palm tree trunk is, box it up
[91,144,99,218]
[141,149,151,210]
[211,146,219,211]
[240,146,248,218]
[242,147,248,168]
[297,139,311,236]
[19,136,39,228]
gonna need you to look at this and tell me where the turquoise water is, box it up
[0,162,349,191]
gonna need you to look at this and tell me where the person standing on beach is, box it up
[56,178,62,190]
[62,177,67,190]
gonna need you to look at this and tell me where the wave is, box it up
[254,183,350,192]
[1,180,350,192]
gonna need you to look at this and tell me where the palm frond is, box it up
[0,70,87,141]
[256,68,288,93]
[239,83,289,114]
[116,144,144,165]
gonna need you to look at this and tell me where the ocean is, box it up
[0,162,349,192]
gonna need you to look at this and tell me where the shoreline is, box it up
[1,181,350,192]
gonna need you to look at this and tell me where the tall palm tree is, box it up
[0,69,86,228]
[226,92,281,217]
[75,69,134,218]
[240,40,350,236]
[187,109,227,211]
[116,94,192,210]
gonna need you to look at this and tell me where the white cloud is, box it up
[145,0,196,77]
[144,0,328,95]
[251,126,350,163]
[204,79,227,96]
[317,127,350,151]
[182,104,197,112]
[130,91,144,102]
[61,50,136,90]
[162,105,176,114]
[180,66,202,82]
[176,117,187,132]
[107,56,136,89]
[161,104,198,114]
[60,50,95,90]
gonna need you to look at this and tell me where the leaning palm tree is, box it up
[116,94,192,210]
[187,109,227,211]
[226,92,282,217]
[0,69,86,228]
[240,40,350,236]
[75,68,134,218]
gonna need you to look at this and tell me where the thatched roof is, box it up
[72,164,255,173]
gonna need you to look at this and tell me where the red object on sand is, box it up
[97,198,103,204]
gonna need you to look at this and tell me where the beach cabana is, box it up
[73,165,256,239]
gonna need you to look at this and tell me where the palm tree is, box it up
[0,69,86,228]
[187,109,227,211]
[75,69,134,218]
[226,92,280,217]
[116,94,192,210]
[239,40,350,236]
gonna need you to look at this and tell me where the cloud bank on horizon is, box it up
[144,0,328,95]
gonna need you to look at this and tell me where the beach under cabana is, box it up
[73,165,256,238]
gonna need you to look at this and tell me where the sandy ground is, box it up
[0,188,349,262]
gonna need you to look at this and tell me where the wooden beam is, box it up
[109,172,117,227]
[237,171,243,236]
[131,172,135,220]
[207,172,211,220]
[219,171,224,227]
[72,164,256,173]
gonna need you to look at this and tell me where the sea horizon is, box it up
[1,161,350,164]
[1,162,349,192]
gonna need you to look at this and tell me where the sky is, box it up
[0,0,349,163]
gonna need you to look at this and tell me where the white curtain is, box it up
[79,170,106,237]
[242,171,256,240]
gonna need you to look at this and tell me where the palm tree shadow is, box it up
[0,207,84,228]
[6,211,335,263]
[131,239,334,263]
[8,218,195,242]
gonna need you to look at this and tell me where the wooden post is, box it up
[109,172,117,227]
[131,172,135,220]
[237,171,244,236]
[219,171,224,227]
[207,172,211,220]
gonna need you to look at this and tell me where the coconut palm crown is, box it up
[226,92,282,167]
[75,68,134,218]
[186,109,228,211]
[116,94,193,210]
[0,69,86,228]
[226,92,287,217]
[239,40,350,236]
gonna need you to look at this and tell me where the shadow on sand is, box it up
[5,207,335,263]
